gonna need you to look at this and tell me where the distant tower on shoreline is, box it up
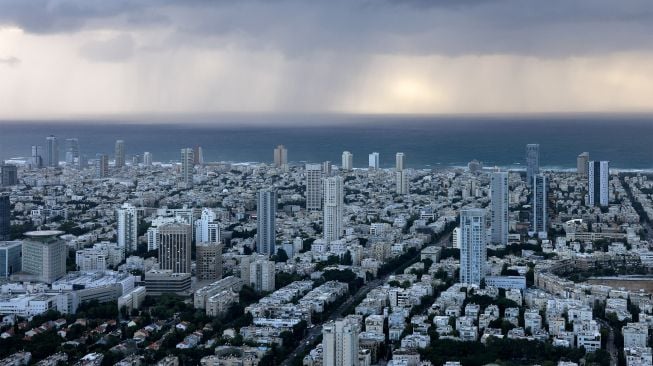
[274,145,288,168]
[526,144,539,186]
[114,140,125,168]
[341,151,353,171]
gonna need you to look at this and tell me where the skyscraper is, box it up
[21,230,67,284]
[0,193,9,241]
[114,140,125,168]
[588,161,610,207]
[341,151,353,171]
[323,319,360,366]
[30,145,43,169]
[0,164,18,187]
[459,208,486,286]
[158,223,192,274]
[490,171,509,245]
[368,152,379,170]
[322,161,332,176]
[306,164,323,211]
[577,152,590,177]
[395,152,408,195]
[193,145,204,165]
[96,154,109,178]
[180,148,194,187]
[45,135,59,168]
[249,259,275,292]
[117,203,139,252]
[196,242,223,281]
[530,174,548,239]
[526,144,540,186]
[195,208,220,244]
[323,176,344,243]
[256,189,277,256]
[274,145,288,168]
[65,138,79,166]
[0,241,22,278]
[143,152,152,166]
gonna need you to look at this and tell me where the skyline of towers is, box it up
[459,208,487,286]
[323,176,344,243]
[577,152,590,177]
[322,318,360,366]
[117,203,139,252]
[256,189,277,256]
[368,152,379,170]
[490,171,509,245]
[530,174,548,239]
[0,193,9,241]
[588,160,610,207]
[195,208,221,244]
[45,135,59,168]
[96,154,109,178]
[181,148,194,187]
[395,152,408,195]
[157,222,192,274]
[114,140,125,168]
[306,163,323,212]
[274,144,288,168]
[341,151,353,171]
[526,143,540,186]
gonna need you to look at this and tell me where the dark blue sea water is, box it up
[1,115,652,170]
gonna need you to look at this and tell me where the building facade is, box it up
[114,140,125,168]
[21,231,67,284]
[157,223,192,274]
[323,319,360,366]
[368,152,379,170]
[459,208,486,286]
[45,135,59,168]
[180,148,194,187]
[530,174,548,239]
[274,145,288,168]
[342,151,353,171]
[577,152,589,177]
[323,176,344,243]
[490,171,509,245]
[117,203,139,252]
[588,160,610,207]
[196,242,223,281]
[256,189,277,256]
[306,164,323,211]
[526,144,540,186]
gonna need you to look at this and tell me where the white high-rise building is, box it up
[588,161,610,207]
[147,216,186,251]
[180,148,194,187]
[368,152,379,170]
[22,231,67,284]
[256,189,277,256]
[143,152,152,166]
[274,145,288,168]
[529,174,548,239]
[117,203,139,253]
[459,208,486,286]
[341,151,353,171]
[306,164,323,211]
[45,135,59,168]
[322,161,332,176]
[395,152,408,195]
[490,171,509,245]
[158,223,192,274]
[526,144,540,186]
[323,318,360,366]
[323,176,344,243]
[194,145,204,165]
[195,208,220,244]
[96,154,109,178]
[452,227,461,249]
[249,259,275,292]
[395,152,404,171]
[114,140,125,168]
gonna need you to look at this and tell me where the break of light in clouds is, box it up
[1,0,653,118]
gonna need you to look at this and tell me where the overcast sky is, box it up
[1,0,653,118]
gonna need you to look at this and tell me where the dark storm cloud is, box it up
[1,0,653,56]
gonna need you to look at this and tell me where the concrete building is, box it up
[196,242,223,281]
[195,208,220,244]
[30,145,43,169]
[256,189,277,256]
[145,270,191,295]
[158,223,192,274]
[490,171,509,245]
[577,152,589,177]
[96,154,109,178]
[0,241,21,278]
[143,152,152,166]
[45,135,59,168]
[65,138,79,166]
[459,209,486,286]
[0,193,9,241]
[323,161,332,176]
[0,164,18,186]
[21,231,66,284]
[323,318,360,366]
[526,144,540,186]
[530,174,548,239]
[117,203,138,252]
[452,227,461,249]
[193,145,204,165]
[306,164,323,211]
[114,140,125,168]
[342,151,353,171]
[323,176,344,243]
[588,160,610,207]
[180,148,194,187]
[249,259,275,292]
[368,152,379,170]
[274,145,287,168]
[395,153,408,195]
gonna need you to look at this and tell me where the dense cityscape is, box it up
[0,137,651,366]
